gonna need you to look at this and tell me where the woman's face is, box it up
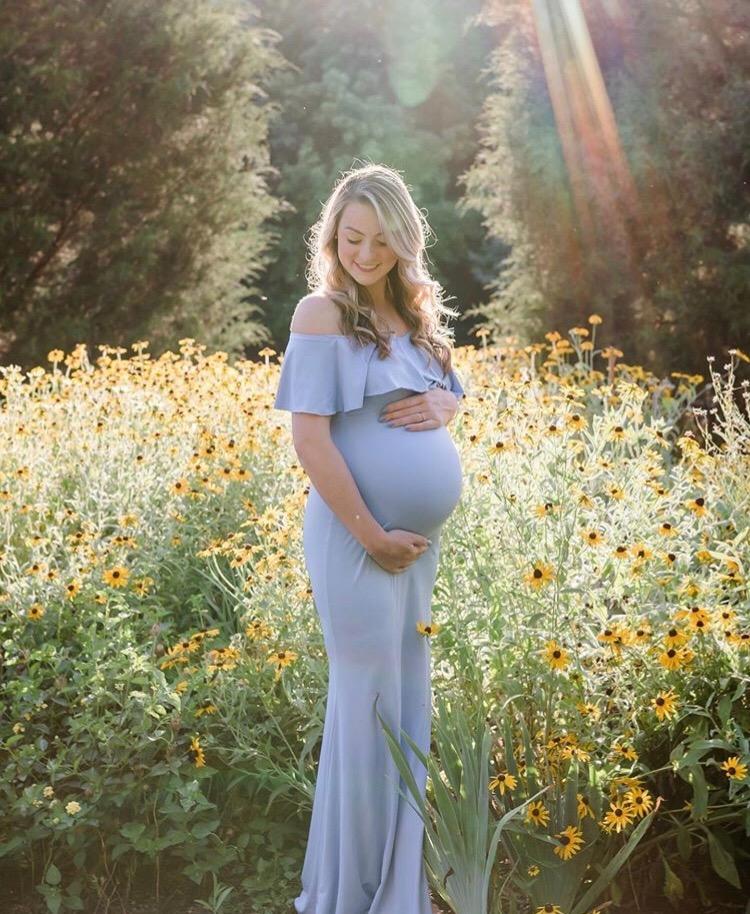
[336,200,399,288]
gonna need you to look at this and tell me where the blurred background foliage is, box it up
[0,0,747,373]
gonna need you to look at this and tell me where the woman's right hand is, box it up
[367,529,431,574]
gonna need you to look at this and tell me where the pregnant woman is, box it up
[274,163,466,914]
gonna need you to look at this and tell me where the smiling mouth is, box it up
[355,263,379,271]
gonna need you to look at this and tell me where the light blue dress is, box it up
[274,330,465,914]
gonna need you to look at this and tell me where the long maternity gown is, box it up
[273,329,466,914]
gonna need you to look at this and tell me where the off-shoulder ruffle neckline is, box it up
[288,330,411,341]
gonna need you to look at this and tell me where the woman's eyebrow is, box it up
[342,225,384,237]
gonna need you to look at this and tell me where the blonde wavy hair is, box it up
[305,162,460,374]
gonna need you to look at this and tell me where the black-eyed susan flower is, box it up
[561,743,591,763]
[651,688,679,721]
[624,787,654,817]
[527,864,540,877]
[195,701,218,718]
[575,702,602,721]
[523,560,555,590]
[488,771,517,795]
[611,741,638,762]
[630,543,652,561]
[553,824,584,860]
[658,521,678,537]
[663,625,690,649]
[190,735,206,768]
[267,649,298,674]
[577,793,596,819]
[720,756,748,781]
[246,619,273,640]
[658,645,694,670]
[601,799,635,833]
[190,628,220,645]
[566,413,586,431]
[27,602,45,620]
[525,800,550,828]
[543,640,570,671]
[685,496,707,517]
[64,578,81,600]
[102,565,129,587]
[582,528,605,547]
[416,621,441,637]
[206,646,240,673]
[535,904,564,914]
[132,576,154,597]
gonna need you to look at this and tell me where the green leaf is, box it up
[661,851,684,900]
[191,819,221,840]
[570,810,656,914]
[120,822,147,842]
[675,824,692,861]
[45,864,61,886]
[704,827,741,889]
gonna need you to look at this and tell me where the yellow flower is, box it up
[206,646,241,673]
[195,702,217,718]
[720,756,748,781]
[553,824,584,860]
[527,864,540,877]
[102,565,129,587]
[624,787,654,817]
[658,645,694,670]
[523,561,555,590]
[543,640,570,671]
[525,800,550,828]
[172,478,190,495]
[65,800,81,815]
[651,688,679,721]
[190,736,206,768]
[488,771,517,795]
[577,793,595,819]
[611,741,638,762]
[416,621,441,637]
[535,905,564,914]
[65,578,81,600]
[27,602,46,620]
[43,786,55,798]
[246,619,273,640]
[582,529,605,547]
[601,800,635,833]
[685,496,707,517]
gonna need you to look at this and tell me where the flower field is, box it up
[1,322,749,913]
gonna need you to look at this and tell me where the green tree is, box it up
[245,0,498,348]
[0,0,287,367]
[460,0,750,373]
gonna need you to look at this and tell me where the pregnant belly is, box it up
[332,394,464,536]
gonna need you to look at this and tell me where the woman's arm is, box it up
[293,423,386,553]
[288,293,387,553]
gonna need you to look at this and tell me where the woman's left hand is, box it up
[378,388,461,430]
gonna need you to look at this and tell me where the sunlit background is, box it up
[1,0,747,374]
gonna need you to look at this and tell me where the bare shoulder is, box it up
[290,293,344,335]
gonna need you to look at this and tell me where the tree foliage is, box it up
[246,0,498,346]
[461,0,750,373]
[0,0,287,366]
